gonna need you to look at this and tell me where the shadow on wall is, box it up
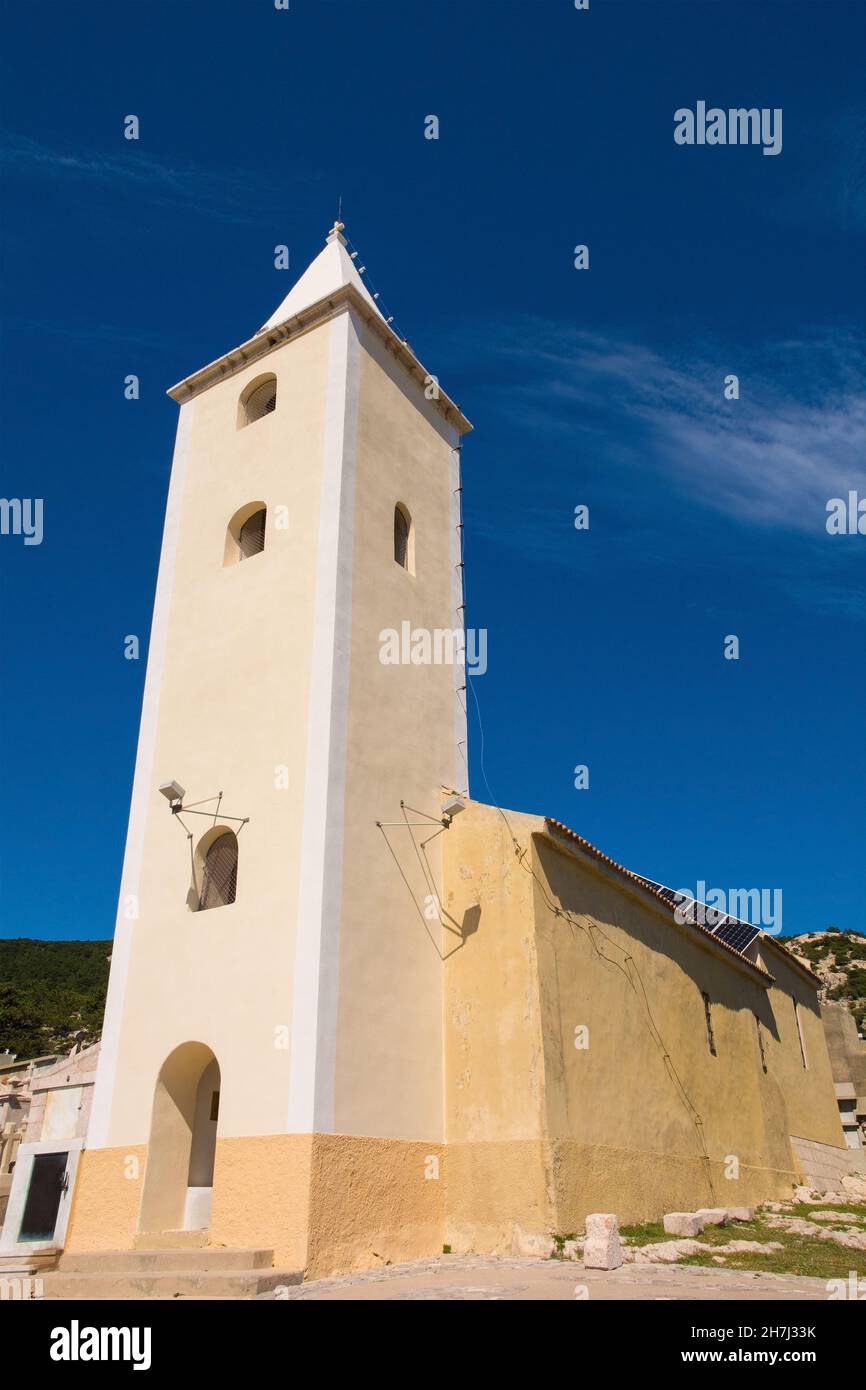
[531,832,797,1167]
[460,904,481,942]
[535,834,778,1033]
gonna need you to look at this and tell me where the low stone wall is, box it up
[790,1135,866,1191]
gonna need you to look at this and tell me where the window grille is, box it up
[243,379,277,425]
[394,506,409,568]
[199,832,238,911]
[238,507,266,559]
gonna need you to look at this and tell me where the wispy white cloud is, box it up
[465,317,866,536]
[0,133,298,225]
[3,314,182,352]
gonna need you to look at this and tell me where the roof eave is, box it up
[166,282,473,435]
[542,818,776,986]
[756,934,824,990]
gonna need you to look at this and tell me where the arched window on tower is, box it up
[238,507,266,559]
[394,503,413,572]
[224,502,267,566]
[197,830,238,911]
[238,374,277,428]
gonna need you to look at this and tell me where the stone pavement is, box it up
[262,1254,833,1301]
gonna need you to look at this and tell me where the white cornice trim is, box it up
[167,284,473,436]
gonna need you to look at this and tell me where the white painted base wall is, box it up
[183,1186,213,1231]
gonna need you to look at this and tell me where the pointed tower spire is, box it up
[258,219,383,334]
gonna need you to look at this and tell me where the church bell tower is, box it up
[68,222,472,1272]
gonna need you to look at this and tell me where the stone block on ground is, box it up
[630,1238,703,1264]
[582,1213,623,1270]
[695,1207,727,1226]
[719,1240,783,1255]
[727,1206,756,1222]
[561,1239,582,1261]
[765,1215,866,1249]
[806,1210,860,1223]
[841,1174,866,1202]
[663,1212,704,1236]
[511,1226,555,1260]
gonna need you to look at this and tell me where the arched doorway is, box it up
[138,1043,220,1236]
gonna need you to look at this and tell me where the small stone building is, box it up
[821,1002,866,1151]
[0,1053,59,1226]
[0,1043,99,1257]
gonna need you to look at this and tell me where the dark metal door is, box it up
[19,1151,67,1242]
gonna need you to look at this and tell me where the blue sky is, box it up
[1,0,864,941]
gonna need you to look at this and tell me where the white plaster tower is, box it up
[69,223,471,1271]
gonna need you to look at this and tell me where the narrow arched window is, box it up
[702,991,717,1057]
[238,374,277,428]
[238,507,266,559]
[394,504,411,570]
[198,831,238,911]
[792,996,808,1068]
[755,1014,767,1073]
[224,503,267,566]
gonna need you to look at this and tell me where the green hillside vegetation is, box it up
[0,939,112,1059]
[786,927,866,1032]
[1,929,862,1061]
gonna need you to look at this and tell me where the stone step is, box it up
[0,1249,61,1272]
[133,1229,207,1250]
[41,1267,303,1301]
[59,1247,274,1274]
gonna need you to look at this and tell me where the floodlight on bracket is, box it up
[375,798,470,959]
[375,794,466,837]
[159,779,185,807]
[158,780,250,839]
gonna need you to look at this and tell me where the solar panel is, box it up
[634,875,762,956]
[676,897,702,924]
[711,920,761,952]
[655,886,685,910]
[633,877,684,911]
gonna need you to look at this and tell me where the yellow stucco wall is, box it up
[65,1146,146,1252]
[66,1132,444,1276]
[444,1141,554,1254]
[442,800,848,1246]
[756,939,845,1148]
[209,1134,313,1268]
[306,1134,444,1276]
[441,804,555,1250]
